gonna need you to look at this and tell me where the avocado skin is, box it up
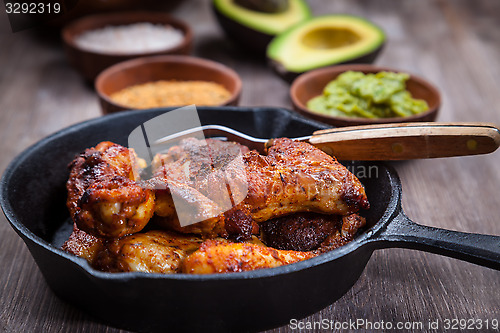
[212,3,274,54]
[269,43,385,83]
[234,0,289,13]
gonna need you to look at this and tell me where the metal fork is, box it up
[154,125,311,153]
[154,123,500,160]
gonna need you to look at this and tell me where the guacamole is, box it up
[307,71,429,118]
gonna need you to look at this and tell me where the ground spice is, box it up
[109,80,232,108]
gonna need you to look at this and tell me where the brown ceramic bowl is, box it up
[62,11,193,82]
[290,64,441,127]
[95,55,243,114]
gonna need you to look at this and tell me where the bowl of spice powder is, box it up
[62,11,193,81]
[95,55,242,114]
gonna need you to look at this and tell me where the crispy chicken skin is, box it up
[67,141,155,238]
[181,240,316,274]
[93,230,204,273]
[239,138,369,220]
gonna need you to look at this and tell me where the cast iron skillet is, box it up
[1,107,499,333]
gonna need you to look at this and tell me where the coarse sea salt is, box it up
[74,22,184,54]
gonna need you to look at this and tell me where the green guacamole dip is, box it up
[307,71,429,118]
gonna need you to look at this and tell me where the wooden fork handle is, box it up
[309,122,500,160]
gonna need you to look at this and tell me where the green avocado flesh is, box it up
[213,0,311,35]
[307,71,429,118]
[267,15,385,73]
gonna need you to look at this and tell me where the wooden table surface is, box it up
[1,0,499,332]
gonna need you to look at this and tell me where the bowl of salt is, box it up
[62,11,193,81]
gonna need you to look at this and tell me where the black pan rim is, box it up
[0,106,401,281]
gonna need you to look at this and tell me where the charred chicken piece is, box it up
[66,141,155,238]
[261,213,366,252]
[181,239,316,274]
[260,213,341,251]
[62,223,104,263]
[319,213,367,251]
[93,230,204,274]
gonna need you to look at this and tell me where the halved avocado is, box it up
[213,0,311,53]
[268,15,386,82]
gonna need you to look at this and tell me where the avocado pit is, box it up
[302,27,361,49]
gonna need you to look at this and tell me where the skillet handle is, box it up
[372,211,500,270]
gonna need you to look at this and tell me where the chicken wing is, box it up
[67,141,155,238]
[93,230,204,273]
[181,240,316,274]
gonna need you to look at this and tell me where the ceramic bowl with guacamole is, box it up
[290,64,441,127]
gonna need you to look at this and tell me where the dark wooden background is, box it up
[0,0,499,332]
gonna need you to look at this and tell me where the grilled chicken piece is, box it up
[153,138,252,238]
[64,138,370,275]
[67,141,155,238]
[222,138,369,238]
[182,240,316,274]
[153,138,250,180]
[93,230,204,273]
[231,138,369,222]
[153,138,369,240]
[62,223,104,263]
[153,185,226,237]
